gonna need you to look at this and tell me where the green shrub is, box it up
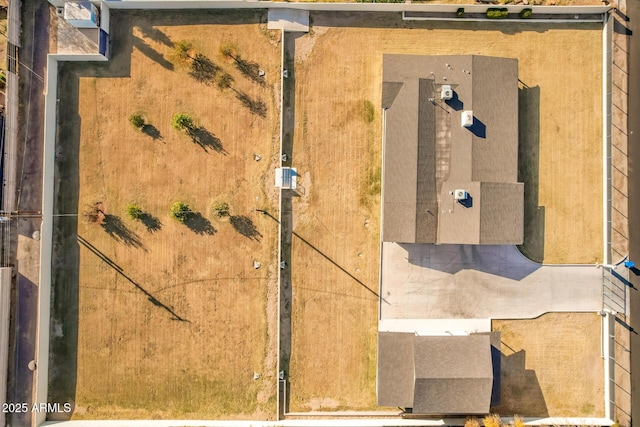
[486,8,509,18]
[172,113,194,131]
[456,8,465,17]
[519,8,533,18]
[171,201,190,222]
[129,113,145,129]
[363,100,375,123]
[212,201,230,218]
[126,204,144,220]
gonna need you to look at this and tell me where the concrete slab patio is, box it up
[380,242,603,320]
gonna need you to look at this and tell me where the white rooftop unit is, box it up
[462,110,473,127]
[440,85,453,101]
[275,167,297,190]
[64,1,99,28]
[454,189,468,201]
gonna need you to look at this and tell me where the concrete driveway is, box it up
[380,242,603,320]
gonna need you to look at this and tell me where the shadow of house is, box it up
[135,23,173,47]
[47,60,84,421]
[491,349,548,417]
[100,214,145,249]
[516,85,545,263]
[183,212,216,235]
[188,127,226,154]
[142,124,163,141]
[230,215,262,241]
[399,243,541,281]
[132,36,174,71]
[189,53,220,85]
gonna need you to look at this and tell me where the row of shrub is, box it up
[455,7,533,18]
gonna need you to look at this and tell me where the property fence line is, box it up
[95,0,610,15]
[603,10,613,267]
[35,2,615,426]
[276,27,285,422]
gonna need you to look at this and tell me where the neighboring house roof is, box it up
[377,332,494,415]
[381,54,523,244]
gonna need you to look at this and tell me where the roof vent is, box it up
[440,85,453,100]
[454,189,468,200]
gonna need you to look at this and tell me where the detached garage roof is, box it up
[381,55,523,245]
[377,332,494,415]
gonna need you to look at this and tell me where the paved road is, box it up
[381,243,604,319]
[626,0,640,421]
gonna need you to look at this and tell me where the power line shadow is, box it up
[77,235,189,322]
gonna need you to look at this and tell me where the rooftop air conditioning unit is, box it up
[440,85,453,101]
[454,189,468,201]
[462,110,473,127]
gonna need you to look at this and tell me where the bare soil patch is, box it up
[288,13,602,411]
[493,313,604,417]
[48,10,281,420]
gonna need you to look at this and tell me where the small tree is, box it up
[519,8,532,18]
[173,40,194,63]
[171,201,190,222]
[172,113,194,132]
[219,42,237,60]
[483,414,502,427]
[456,7,465,17]
[212,201,230,218]
[83,202,105,224]
[126,204,143,220]
[216,72,234,90]
[129,113,145,129]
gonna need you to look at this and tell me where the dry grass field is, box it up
[48,10,281,419]
[492,313,604,417]
[287,13,602,411]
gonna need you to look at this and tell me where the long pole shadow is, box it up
[77,235,189,322]
[257,209,385,302]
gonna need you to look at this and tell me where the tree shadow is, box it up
[189,53,220,85]
[187,126,227,154]
[141,124,163,141]
[235,90,267,117]
[140,213,162,233]
[230,215,262,241]
[183,212,216,235]
[234,55,265,86]
[101,214,145,249]
[132,36,174,71]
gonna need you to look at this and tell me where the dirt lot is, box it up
[492,313,604,417]
[287,13,602,411]
[48,10,281,419]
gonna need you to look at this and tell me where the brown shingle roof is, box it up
[377,332,494,415]
[381,55,523,244]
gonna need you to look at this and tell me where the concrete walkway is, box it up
[380,242,603,319]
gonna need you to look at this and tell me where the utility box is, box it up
[462,110,473,127]
[64,2,99,28]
